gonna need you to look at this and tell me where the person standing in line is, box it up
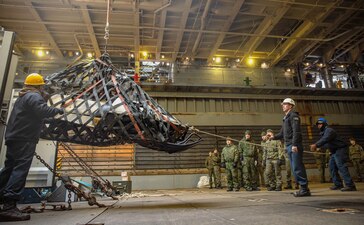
[310,118,356,191]
[221,137,239,192]
[212,148,222,188]
[264,129,284,191]
[348,137,363,182]
[271,98,311,197]
[205,152,216,189]
[239,130,259,191]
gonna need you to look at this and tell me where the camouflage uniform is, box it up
[349,143,363,181]
[238,130,258,191]
[212,151,222,188]
[221,143,239,190]
[256,137,266,187]
[313,148,329,183]
[205,154,216,188]
[264,138,283,190]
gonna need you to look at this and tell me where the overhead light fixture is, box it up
[185,57,189,61]
[46,50,50,55]
[236,58,240,62]
[75,51,80,56]
[87,52,93,58]
[305,62,310,66]
[142,51,148,57]
[215,57,221,63]
[166,62,170,66]
[286,68,291,72]
[318,63,323,67]
[161,55,165,59]
[130,53,134,58]
[37,50,44,57]
[212,57,216,61]
[340,64,344,68]
[247,58,254,66]
[261,62,269,69]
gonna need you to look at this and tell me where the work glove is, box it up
[233,162,237,168]
[254,160,258,166]
[220,162,226,168]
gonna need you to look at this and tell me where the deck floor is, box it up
[2,183,364,225]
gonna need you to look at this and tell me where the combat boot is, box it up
[0,201,30,222]
[226,188,233,192]
[294,183,299,190]
[275,186,282,191]
[329,185,343,190]
[267,187,275,191]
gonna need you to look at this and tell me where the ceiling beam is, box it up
[80,5,101,57]
[172,0,193,61]
[156,9,167,60]
[270,1,341,66]
[239,3,290,62]
[288,0,364,64]
[207,0,246,62]
[24,1,63,58]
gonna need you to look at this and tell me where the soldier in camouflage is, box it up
[239,130,259,191]
[313,148,329,183]
[221,137,239,191]
[349,137,363,182]
[205,152,216,189]
[256,131,267,187]
[264,129,284,191]
[212,148,222,188]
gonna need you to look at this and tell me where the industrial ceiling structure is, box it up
[0,0,364,69]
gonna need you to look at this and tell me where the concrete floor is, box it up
[2,183,364,225]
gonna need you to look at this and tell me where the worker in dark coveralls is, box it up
[0,73,63,221]
[271,98,311,197]
[310,118,356,191]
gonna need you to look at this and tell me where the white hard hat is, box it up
[281,98,295,106]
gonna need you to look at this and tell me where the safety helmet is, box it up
[281,98,295,106]
[316,117,328,125]
[24,73,45,85]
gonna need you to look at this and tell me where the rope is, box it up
[104,0,111,53]
[190,127,328,155]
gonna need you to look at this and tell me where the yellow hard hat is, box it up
[24,73,45,85]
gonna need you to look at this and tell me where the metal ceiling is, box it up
[0,0,363,67]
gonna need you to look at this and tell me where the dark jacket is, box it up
[315,126,347,153]
[5,91,61,143]
[274,110,302,146]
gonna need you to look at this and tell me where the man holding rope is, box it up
[270,98,311,197]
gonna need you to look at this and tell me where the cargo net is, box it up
[41,54,201,153]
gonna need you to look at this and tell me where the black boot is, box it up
[0,200,30,222]
[293,186,311,197]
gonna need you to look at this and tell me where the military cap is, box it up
[266,129,274,133]
[245,130,251,135]
[226,136,232,141]
[261,131,267,136]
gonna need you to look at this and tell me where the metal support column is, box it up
[0,30,16,151]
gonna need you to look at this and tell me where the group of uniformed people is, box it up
[205,97,363,196]
[205,129,295,192]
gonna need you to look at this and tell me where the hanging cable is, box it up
[104,0,111,53]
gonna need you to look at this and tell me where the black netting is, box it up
[41,54,201,153]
